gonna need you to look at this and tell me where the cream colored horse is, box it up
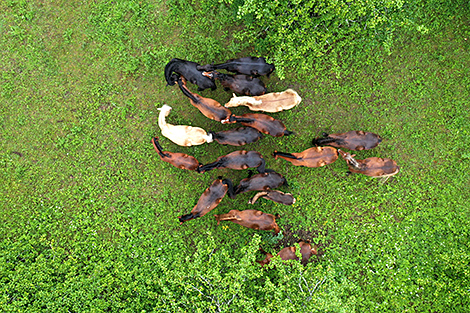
[157,104,212,146]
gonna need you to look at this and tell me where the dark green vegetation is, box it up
[1,0,469,311]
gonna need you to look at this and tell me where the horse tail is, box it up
[164,59,179,86]
[222,178,236,199]
[197,161,219,173]
[272,151,297,160]
[284,129,294,136]
[178,212,200,224]
[311,136,338,146]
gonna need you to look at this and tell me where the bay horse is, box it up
[151,137,201,171]
[273,146,338,168]
[176,75,232,122]
[178,177,235,224]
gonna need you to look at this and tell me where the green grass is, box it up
[1,0,469,311]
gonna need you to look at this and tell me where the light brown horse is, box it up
[214,209,280,233]
[273,146,338,167]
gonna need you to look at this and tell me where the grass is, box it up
[1,0,469,311]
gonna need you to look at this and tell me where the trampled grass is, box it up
[1,0,469,311]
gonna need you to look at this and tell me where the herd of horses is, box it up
[156,56,400,266]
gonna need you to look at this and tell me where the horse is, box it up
[214,209,280,233]
[209,127,263,146]
[197,150,267,174]
[224,89,301,113]
[248,190,295,206]
[235,171,288,195]
[157,104,213,146]
[257,242,317,266]
[202,71,267,96]
[197,56,275,77]
[176,75,232,122]
[312,131,382,151]
[178,177,235,224]
[164,58,216,91]
[151,137,201,171]
[338,149,400,179]
[273,146,338,167]
[221,113,293,137]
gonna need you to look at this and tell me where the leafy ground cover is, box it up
[0,0,469,311]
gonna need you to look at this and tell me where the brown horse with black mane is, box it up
[222,113,293,137]
[178,177,235,224]
[176,75,232,122]
[273,146,338,168]
[197,150,267,174]
[152,137,201,171]
[209,127,263,146]
[312,131,382,151]
[203,71,267,96]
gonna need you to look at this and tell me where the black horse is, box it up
[198,57,275,77]
[164,58,216,91]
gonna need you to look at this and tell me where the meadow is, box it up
[1,0,469,311]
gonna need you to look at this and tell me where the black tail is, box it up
[178,212,200,224]
[273,151,298,160]
[222,178,236,199]
[197,159,223,173]
[176,76,200,103]
[311,136,337,146]
[164,59,180,86]
[284,130,294,136]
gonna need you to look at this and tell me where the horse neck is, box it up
[158,110,169,129]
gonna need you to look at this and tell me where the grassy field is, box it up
[1,0,469,311]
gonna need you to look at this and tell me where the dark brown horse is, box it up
[203,71,266,96]
[178,178,235,224]
[235,171,288,195]
[209,127,263,146]
[248,190,295,205]
[197,150,267,173]
[312,131,382,150]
